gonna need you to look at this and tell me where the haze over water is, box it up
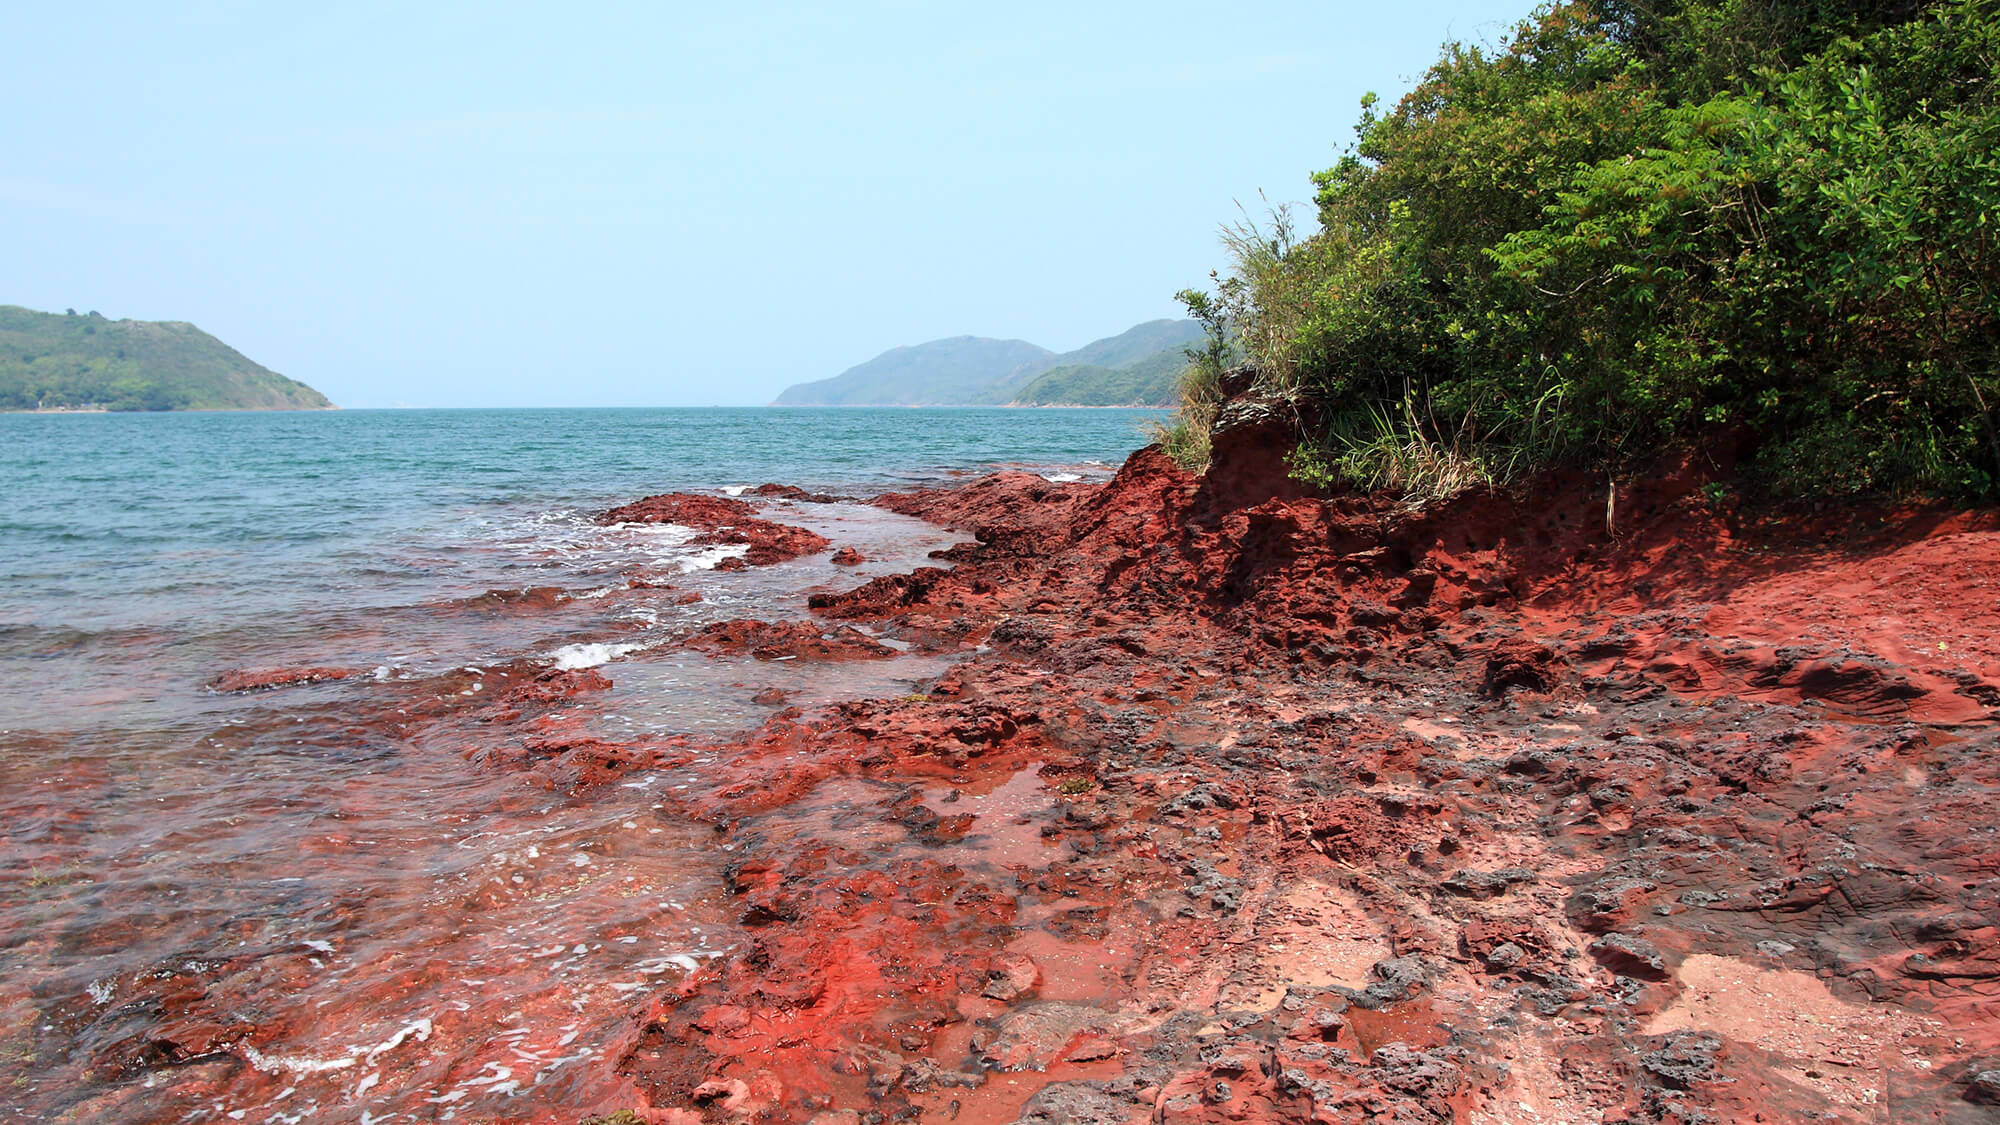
[0,406,1158,1122]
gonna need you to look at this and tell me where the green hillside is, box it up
[1047,318,1203,373]
[1009,345,1190,407]
[773,336,1054,406]
[775,319,1202,406]
[0,306,332,412]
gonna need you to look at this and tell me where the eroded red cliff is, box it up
[596,415,2000,1122]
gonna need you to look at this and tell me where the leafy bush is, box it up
[1171,0,2000,501]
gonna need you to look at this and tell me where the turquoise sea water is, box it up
[0,407,1160,720]
[2,406,1159,616]
[0,406,1162,1121]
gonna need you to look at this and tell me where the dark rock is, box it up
[1013,1081,1137,1125]
[1589,932,1670,980]
[1441,867,1536,899]
[1639,1031,1723,1090]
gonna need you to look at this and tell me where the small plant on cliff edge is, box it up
[1148,288,1231,472]
[1154,196,1314,473]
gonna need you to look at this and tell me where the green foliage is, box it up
[1170,0,2000,501]
[1293,392,1499,501]
[1147,288,1238,471]
[777,320,1204,406]
[0,305,331,412]
[1008,345,1195,406]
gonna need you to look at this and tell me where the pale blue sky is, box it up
[3,2,1528,407]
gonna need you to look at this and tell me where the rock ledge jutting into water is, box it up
[583,394,2000,1121]
[51,388,2000,1123]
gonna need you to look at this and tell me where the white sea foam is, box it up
[363,1018,433,1064]
[548,642,645,671]
[672,543,750,572]
[720,485,751,496]
[615,521,698,544]
[242,1044,358,1075]
[1040,471,1083,483]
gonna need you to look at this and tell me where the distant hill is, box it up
[774,319,1202,407]
[1045,319,1204,374]
[773,336,1056,406]
[0,306,332,412]
[1010,344,1191,407]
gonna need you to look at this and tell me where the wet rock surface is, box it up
[206,665,357,692]
[600,492,833,566]
[17,440,2000,1124]
[599,439,2000,1123]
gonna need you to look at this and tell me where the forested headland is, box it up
[0,305,331,412]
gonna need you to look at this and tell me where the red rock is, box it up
[685,619,897,662]
[207,665,354,693]
[89,382,2000,1125]
[449,585,572,611]
[829,546,864,566]
[600,492,831,565]
[981,952,1041,1002]
[751,483,846,503]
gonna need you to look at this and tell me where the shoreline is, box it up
[13,399,2000,1122]
[762,402,1173,410]
[1,404,339,414]
[586,413,2000,1120]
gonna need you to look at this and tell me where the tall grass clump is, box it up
[1154,196,1324,471]
[1150,285,1232,472]
[1316,393,1499,502]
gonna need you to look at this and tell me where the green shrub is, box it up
[1167,0,2000,501]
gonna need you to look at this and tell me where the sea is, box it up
[0,406,1164,1122]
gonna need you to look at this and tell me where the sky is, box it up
[3,1,1529,408]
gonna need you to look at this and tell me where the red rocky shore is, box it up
[580,403,2000,1122]
[147,407,2000,1123]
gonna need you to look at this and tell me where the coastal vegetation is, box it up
[0,305,331,412]
[1167,0,2000,501]
[1008,348,1191,407]
[773,319,1202,406]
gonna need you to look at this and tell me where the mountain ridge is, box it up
[773,319,1200,407]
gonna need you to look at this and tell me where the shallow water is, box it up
[0,406,1157,1122]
